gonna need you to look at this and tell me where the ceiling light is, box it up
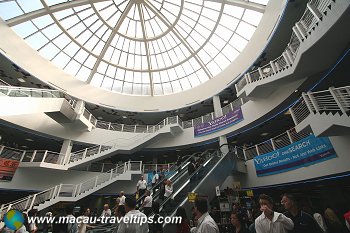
[260,133,269,136]
[284,110,291,115]
[21,145,28,148]
[223,100,229,104]
[18,78,26,83]
[122,116,127,119]
[25,138,34,142]
[97,116,103,120]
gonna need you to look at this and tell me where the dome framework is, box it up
[0,0,267,96]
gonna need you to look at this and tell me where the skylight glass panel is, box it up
[1,0,265,95]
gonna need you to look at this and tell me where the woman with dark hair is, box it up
[231,211,250,233]
[175,207,190,233]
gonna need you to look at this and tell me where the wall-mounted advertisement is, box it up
[194,107,244,137]
[0,158,20,181]
[254,135,336,177]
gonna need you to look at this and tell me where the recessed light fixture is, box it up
[21,145,28,148]
[260,133,269,136]
[97,116,103,120]
[18,78,26,83]
[223,100,229,104]
[25,138,34,142]
[122,116,127,119]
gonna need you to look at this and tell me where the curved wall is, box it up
[0,0,287,112]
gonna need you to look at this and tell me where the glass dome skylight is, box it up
[0,0,267,96]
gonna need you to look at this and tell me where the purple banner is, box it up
[194,107,244,137]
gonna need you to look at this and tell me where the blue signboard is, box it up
[254,135,336,177]
[194,107,244,137]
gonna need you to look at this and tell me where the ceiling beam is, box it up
[86,1,134,84]
[7,0,110,27]
[137,3,154,96]
[143,0,213,79]
[206,0,266,13]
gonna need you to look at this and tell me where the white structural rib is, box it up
[7,0,110,27]
[205,0,266,13]
[86,1,134,84]
[137,3,154,96]
[143,0,213,79]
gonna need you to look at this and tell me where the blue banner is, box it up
[254,135,336,177]
[194,107,244,137]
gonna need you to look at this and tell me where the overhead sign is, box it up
[254,135,336,177]
[0,158,20,182]
[194,107,244,137]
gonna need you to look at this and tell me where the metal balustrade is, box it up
[0,162,142,213]
[0,79,10,86]
[290,86,350,125]
[235,0,335,93]
[242,128,311,160]
[0,86,62,98]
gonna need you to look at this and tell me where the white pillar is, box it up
[61,139,73,165]
[74,100,85,115]
[213,95,229,155]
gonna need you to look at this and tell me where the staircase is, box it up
[290,86,350,137]
[17,116,182,170]
[0,161,142,213]
[236,0,350,98]
[0,86,96,131]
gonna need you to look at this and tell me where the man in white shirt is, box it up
[190,197,219,233]
[141,190,153,216]
[119,191,126,206]
[117,196,149,233]
[151,171,159,188]
[255,194,294,233]
[100,204,112,218]
[136,175,147,202]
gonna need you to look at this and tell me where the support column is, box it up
[74,100,85,115]
[61,139,73,165]
[213,96,229,155]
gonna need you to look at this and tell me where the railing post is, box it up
[123,163,127,173]
[24,195,32,209]
[98,145,102,154]
[296,22,307,40]
[42,150,48,163]
[285,47,295,64]
[258,67,264,80]
[282,51,292,67]
[109,170,113,180]
[289,108,298,125]
[57,184,62,197]
[292,26,304,42]
[270,139,276,151]
[307,92,319,113]
[108,122,111,130]
[140,161,142,171]
[94,176,99,187]
[121,124,124,132]
[0,145,4,155]
[243,149,248,161]
[255,145,260,156]
[134,125,137,133]
[302,93,315,114]
[82,148,88,159]
[287,130,294,144]
[128,161,131,170]
[307,2,322,21]
[101,163,105,173]
[270,61,277,74]
[73,184,78,197]
[30,150,37,162]
[77,184,82,196]
[28,194,37,211]
[329,87,347,114]
[7,204,12,212]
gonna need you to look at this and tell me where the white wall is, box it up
[1,78,304,147]
[233,135,350,188]
[0,0,287,112]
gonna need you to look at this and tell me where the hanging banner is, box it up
[254,135,336,177]
[0,158,20,181]
[194,107,244,137]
